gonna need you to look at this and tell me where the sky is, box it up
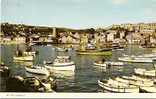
[1,0,156,29]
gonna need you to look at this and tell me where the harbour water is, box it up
[1,44,155,92]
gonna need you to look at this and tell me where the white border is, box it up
[0,93,156,98]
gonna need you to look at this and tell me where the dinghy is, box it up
[98,79,139,93]
[44,56,75,72]
[25,66,50,76]
[14,55,33,61]
[134,68,156,77]
[118,57,153,63]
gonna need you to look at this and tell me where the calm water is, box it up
[0,44,155,92]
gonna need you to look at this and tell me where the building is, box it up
[106,30,117,41]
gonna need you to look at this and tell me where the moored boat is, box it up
[23,51,36,56]
[105,61,124,66]
[134,68,156,77]
[140,86,156,93]
[118,57,153,63]
[77,49,112,56]
[98,79,140,93]
[44,56,75,72]
[94,58,124,67]
[25,66,50,76]
[115,76,154,87]
[93,62,107,67]
[0,63,10,77]
[14,55,33,61]
[56,47,67,52]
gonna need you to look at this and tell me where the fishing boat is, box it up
[14,55,33,61]
[94,59,124,67]
[98,78,140,93]
[94,61,124,67]
[23,51,36,56]
[123,53,156,59]
[56,47,67,52]
[115,76,154,87]
[44,56,75,72]
[152,49,156,53]
[0,63,10,77]
[25,66,50,76]
[140,86,156,93]
[134,68,156,77]
[137,53,156,58]
[93,62,107,67]
[105,61,124,66]
[118,57,153,63]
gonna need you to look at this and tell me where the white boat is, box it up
[122,75,153,82]
[140,86,156,93]
[123,53,156,59]
[105,61,124,66]
[14,55,33,61]
[94,61,124,67]
[23,51,36,56]
[98,79,139,93]
[56,47,67,52]
[115,76,154,87]
[134,68,156,77]
[25,66,50,76]
[45,65,75,72]
[152,49,156,53]
[118,57,153,63]
[93,62,107,67]
[44,56,75,72]
[137,53,156,58]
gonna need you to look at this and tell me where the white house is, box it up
[106,30,117,41]
[61,36,67,43]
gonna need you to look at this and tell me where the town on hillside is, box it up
[1,22,156,49]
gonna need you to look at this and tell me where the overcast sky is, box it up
[1,0,156,29]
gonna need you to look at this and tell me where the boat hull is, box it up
[46,65,75,72]
[118,57,153,63]
[25,67,50,76]
[14,56,33,61]
[98,80,139,93]
[77,51,112,56]
[134,68,156,77]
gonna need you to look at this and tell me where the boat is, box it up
[94,61,124,67]
[152,49,156,53]
[115,76,154,87]
[98,79,140,93]
[23,51,36,56]
[118,57,153,63]
[123,53,156,59]
[25,66,50,76]
[137,53,156,58]
[14,55,33,61]
[140,86,156,93]
[56,47,67,52]
[105,61,124,66]
[93,62,107,67]
[77,50,112,56]
[44,56,75,72]
[0,63,10,77]
[134,68,156,77]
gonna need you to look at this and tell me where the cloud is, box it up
[111,0,128,5]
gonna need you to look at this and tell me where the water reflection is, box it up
[0,44,155,92]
